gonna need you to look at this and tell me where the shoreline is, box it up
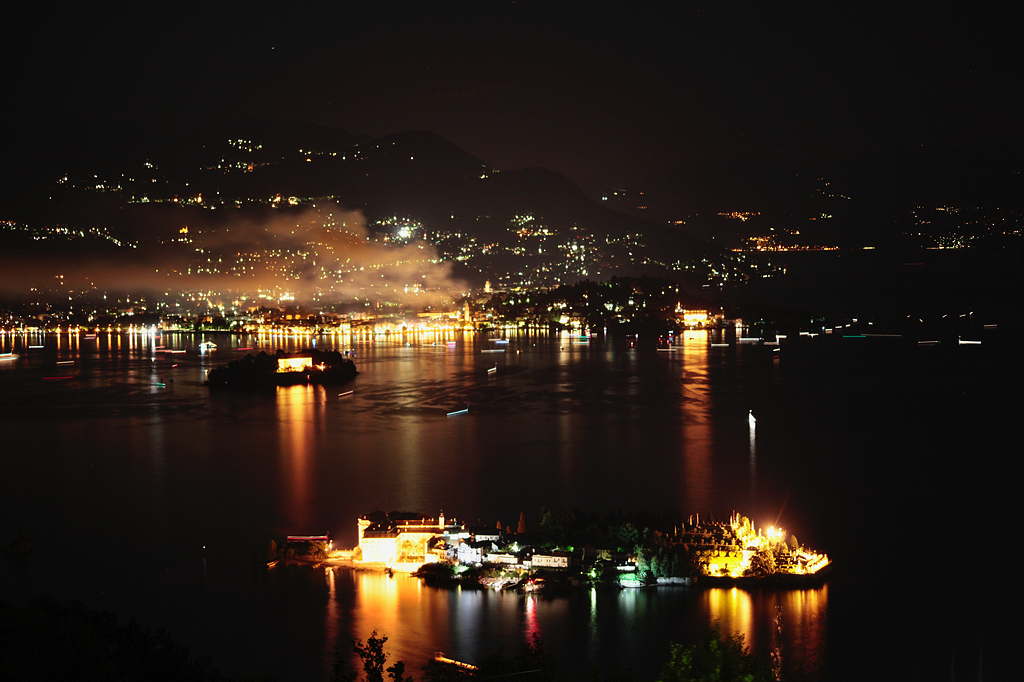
[282,557,829,592]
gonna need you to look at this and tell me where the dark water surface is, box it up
[0,329,1006,680]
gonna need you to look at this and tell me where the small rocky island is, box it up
[206,349,357,388]
[275,510,831,593]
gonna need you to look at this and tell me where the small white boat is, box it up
[710,343,729,347]
[957,338,981,345]
[486,366,497,375]
[199,341,218,350]
[481,349,505,353]
[433,652,478,672]
[446,408,469,417]
[917,340,940,346]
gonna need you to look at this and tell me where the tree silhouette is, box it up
[745,548,776,577]
[658,628,772,682]
[335,631,413,682]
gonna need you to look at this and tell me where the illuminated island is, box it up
[206,349,357,388]
[282,510,830,590]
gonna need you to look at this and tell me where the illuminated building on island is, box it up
[674,303,717,328]
[356,511,465,571]
[531,552,571,569]
[680,512,830,578]
[345,509,828,581]
[276,356,313,372]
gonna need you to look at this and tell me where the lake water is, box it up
[0,328,1005,680]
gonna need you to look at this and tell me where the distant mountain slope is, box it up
[2,121,715,292]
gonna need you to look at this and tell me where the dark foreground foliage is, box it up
[334,631,552,682]
[0,599,238,681]
[0,599,769,681]
[336,628,772,682]
[656,628,773,682]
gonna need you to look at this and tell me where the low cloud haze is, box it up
[0,205,467,307]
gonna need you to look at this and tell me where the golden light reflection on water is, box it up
[342,571,576,670]
[776,585,828,677]
[351,571,447,666]
[705,587,755,646]
[703,585,828,679]
[276,384,325,530]
[681,330,712,513]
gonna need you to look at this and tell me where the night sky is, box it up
[3,3,1021,211]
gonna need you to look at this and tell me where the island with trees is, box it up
[206,349,357,388]
[283,509,830,592]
